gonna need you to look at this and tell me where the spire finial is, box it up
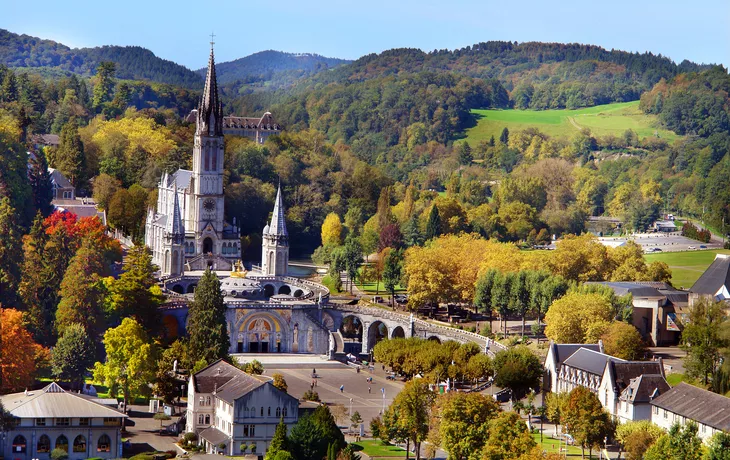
[210,32,216,50]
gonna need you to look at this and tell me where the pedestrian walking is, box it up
[340,385,344,393]
[368,387,371,394]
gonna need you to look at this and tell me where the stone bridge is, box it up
[323,302,506,356]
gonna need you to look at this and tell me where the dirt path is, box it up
[567,116,582,131]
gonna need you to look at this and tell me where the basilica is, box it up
[147,46,333,356]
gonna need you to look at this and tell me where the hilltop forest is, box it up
[1,32,729,261]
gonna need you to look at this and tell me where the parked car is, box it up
[563,434,575,445]
[689,245,696,250]
[700,245,708,249]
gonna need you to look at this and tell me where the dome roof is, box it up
[220,275,263,298]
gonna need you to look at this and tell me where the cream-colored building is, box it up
[597,360,668,423]
[186,360,299,456]
[650,383,730,442]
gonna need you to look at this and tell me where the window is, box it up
[104,417,120,426]
[702,424,706,433]
[260,407,264,417]
[199,396,205,406]
[56,417,70,426]
[37,435,51,453]
[243,424,256,437]
[276,407,281,417]
[12,435,26,453]
[282,407,288,417]
[97,434,111,453]
[664,409,668,419]
[73,435,87,453]
[206,396,211,406]
[56,435,69,452]
[35,417,46,426]
[250,407,256,418]
[268,407,271,416]
[79,417,90,426]
[205,414,210,424]
[653,406,659,415]
[198,415,204,424]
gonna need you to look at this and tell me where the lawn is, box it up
[644,249,730,289]
[532,433,599,458]
[461,101,679,145]
[351,440,406,458]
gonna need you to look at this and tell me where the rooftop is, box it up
[192,359,268,404]
[0,382,126,419]
[651,382,730,431]
[620,374,670,404]
[548,342,602,367]
[690,254,730,296]
[563,347,624,376]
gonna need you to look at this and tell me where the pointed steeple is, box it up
[197,44,223,137]
[268,182,288,238]
[166,180,185,242]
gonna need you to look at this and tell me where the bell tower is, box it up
[192,41,225,255]
[261,184,289,276]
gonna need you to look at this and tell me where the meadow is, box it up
[462,101,679,144]
[644,249,730,289]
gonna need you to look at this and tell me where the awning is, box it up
[199,427,229,446]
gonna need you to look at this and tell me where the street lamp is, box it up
[349,398,353,416]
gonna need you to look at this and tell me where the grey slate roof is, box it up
[197,48,223,137]
[169,169,193,190]
[563,348,624,376]
[620,374,670,403]
[650,382,730,430]
[0,382,126,419]
[199,426,229,445]
[48,168,73,189]
[690,255,730,295]
[166,181,184,237]
[587,281,673,298]
[607,361,664,393]
[550,343,602,367]
[192,359,266,404]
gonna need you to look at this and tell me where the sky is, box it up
[2,0,729,70]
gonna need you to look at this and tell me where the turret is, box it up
[261,183,289,276]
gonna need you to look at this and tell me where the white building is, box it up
[598,360,668,423]
[186,360,300,456]
[0,382,126,460]
[555,347,620,394]
[544,342,602,393]
[650,382,730,442]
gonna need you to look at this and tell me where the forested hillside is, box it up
[209,50,350,84]
[0,29,203,87]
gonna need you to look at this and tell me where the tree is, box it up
[187,269,229,365]
[644,422,702,460]
[482,411,537,460]
[384,380,434,459]
[28,149,53,216]
[544,292,613,344]
[491,271,513,337]
[51,323,96,386]
[563,386,614,458]
[403,216,423,247]
[493,346,542,400]
[93,318,157,416]
[153,412,171,430]
[458,142,473,165]
[321,212,343,246]
[272,373,288,393]
[499,127,509,145]
[265,418,291,460]
[92,62,116,111]
[55,120,86,188]
[615,420,664,460]
[545,392,570,436]
[379,223,403,251]
[289,414,325,460]
[475,269,498,329]
[312,405,345,451]
[510,270,531,337]
[383,248,403,306]
[0,197,22,309]
[55,241,108,338]
[155,339,190,405]
[706,431,730,460]
[240,359,264,375]
[0,308,48,392]
[350,411,363,432]
[92,173,121,210]
[343,236,363,293]
[425,205,441,241]
[601,322,647,360]
[430,392,499,460]
[682,300,727,386]
[110,245,161,332]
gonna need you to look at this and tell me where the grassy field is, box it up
[462,101,679,145]
[351,440,406,458]
[532,433,598,458]
[644,249,730,289]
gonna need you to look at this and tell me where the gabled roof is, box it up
[192,359,267,404]
[650,382,730,431]
[606,361,664,394]
[690,255,730,296]
[48,168,73,189]
[0,382,126,419]
[620,374,670,404]
[563,348,624,376]
[199,426,229,445]
[168,169,193,190]
[547,342,602,367]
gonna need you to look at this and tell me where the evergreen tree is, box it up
[0,197,23,308]
[311,405,345,451]
[265,418,291,460]
[55,120,86,188]
[51,323,95,386]
[55,241,107,339]
[403,216,423,247]
[458,142,473,165]
[425,205,441,241]
[110,245,161,333]
[28,150,53,216]
[1,71,17,103]
[92,62,116,111]
[383,249,403,306]
[488,135,496,147]
[499,127,510,145]
[188,269,229,365]
[19,213,54,344]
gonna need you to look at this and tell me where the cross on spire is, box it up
[210,32,216,49]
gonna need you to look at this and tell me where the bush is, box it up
[479,324,492,337]
[303,390,320,401]
[51,448,68,460]
[182,432,198,446]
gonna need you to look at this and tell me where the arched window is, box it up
[56,435,69,452]
[205,151,210,171]
[12,435,26,453]
[250,407,255,418]
[199,396,205,406]
[204,414,210,424]
[97,434,111,453]
[206,396,211,406]
[37,435,50,453]
[73,435,87,453]
[260,407,264,417]
[283,406,288,417]
[268,407,271,416]
[276,407,281,417]
[212,150,218,172]
[198,414,204,424]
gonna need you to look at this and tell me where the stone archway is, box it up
[278,285,291,295]
[263,284,275,297]
[236,313,286,354]
[203,237,213,254]
[391,326,405,339]
[293,289,304,298]
[172,284,184,294]
[367,321,388,352]
[428,336,441,343]
[339,315,363,354]
[186,284,197,294]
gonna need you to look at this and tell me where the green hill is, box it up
[462,101,680,144]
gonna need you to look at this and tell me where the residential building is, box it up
[544,341,603,393]
[221,112,282,144]
[588,281,687,346]
[0,382,126,460]
[48,168,75,200]
[650,382,730,441]
[689,254,730,308]
[556,347,624,394]
[598,360,668,422]
[186,360,299,456]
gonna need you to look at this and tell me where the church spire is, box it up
[268,182,288,238]
[197,41,223,137]
[166,180,185,243]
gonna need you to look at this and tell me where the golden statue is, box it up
[231,260,248,278]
